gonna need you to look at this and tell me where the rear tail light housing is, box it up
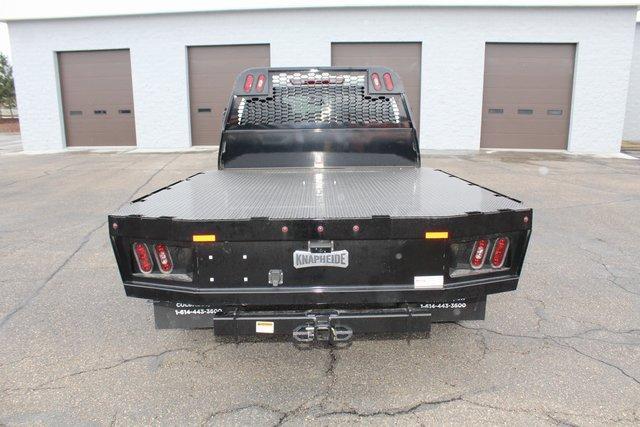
[491,237,510,268]
[243,74,255,92]
[449,234,516,278]
[130,241,193,282]
[470,239,489,269]
[153,243,173,274]
[132,242,153,274]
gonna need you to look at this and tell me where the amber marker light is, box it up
[425,231,449,239]
[193,234,216,242]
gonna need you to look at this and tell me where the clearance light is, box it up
[243,74,254,92]
[491,237,510,268]
[470,239,489,269]
[154,243,173,274]
[425,231,449,239]
[193,234,216,242]
[371,73,382,91]
[383,72,394,90]
[255,74,266,92]
[133,242,153,274]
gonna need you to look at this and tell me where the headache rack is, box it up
[218,67,420,169]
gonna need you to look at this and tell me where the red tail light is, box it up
[383,72,394,90]
[133,242,153,274]
[255,74,266,92]
[470,239,489,269]
[491,237,510,268]
[154,243,173,274]
[371,73,382,91]
[243,74,254,92]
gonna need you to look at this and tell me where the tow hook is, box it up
[292,314,353,344]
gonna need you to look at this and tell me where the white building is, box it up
[2,2,639,153]
[624,22,640,141]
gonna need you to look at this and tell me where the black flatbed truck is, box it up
[109,67,532,343]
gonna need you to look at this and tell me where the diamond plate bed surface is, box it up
[115,168,525,220]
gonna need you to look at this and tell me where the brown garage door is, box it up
[188,45,270,146]
[331,43,422,131]
[58,50,136,147]
[481,43,575,149]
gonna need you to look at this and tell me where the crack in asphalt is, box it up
[578,246,640,297]
[2,348,195,394]
[201,347,340,426]
[551,338,640,386]
[203,403,284,426]
[454,322,640,386]
[0,220,105,331]
[318,396,464,419]
[0,154,182,331]
[459,397,640,425]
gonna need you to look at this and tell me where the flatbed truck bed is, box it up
[109,67,532,343]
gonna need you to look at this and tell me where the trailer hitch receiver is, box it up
[292,314,353,343]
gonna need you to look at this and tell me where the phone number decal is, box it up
[174,308,222,316]
[420,302,467,309]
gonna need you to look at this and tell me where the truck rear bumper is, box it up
[214,307,433,341]
[125,276,517,307]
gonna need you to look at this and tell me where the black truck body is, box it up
[109,67,532,343]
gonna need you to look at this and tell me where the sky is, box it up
[0,7,638,63]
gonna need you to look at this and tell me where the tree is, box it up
[0,53,16,118]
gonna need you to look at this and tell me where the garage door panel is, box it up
[482,118,569,134]
[481,43,575,150]
[59,63,133,78]
[481,133,568,150]
[188,44,270,146]
[68,116,136,129]
[331,42,421,131]
[67,128,136,146]
[486,43,575,58]
[483,87,572,106]
[63,91,136,107]
[59,50,136,147]
[485,56,574,71]
[189,61,268,75]
[484,72,574,90]
[483,103,569,117]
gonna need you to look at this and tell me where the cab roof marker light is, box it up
[371,73,382,91]
[255,74,266,93]
[425,231,449,239]
[383,72,394,91]
[193,234,216,242]
[243,74,254,93]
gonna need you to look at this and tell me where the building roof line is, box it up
[1,0,639,22]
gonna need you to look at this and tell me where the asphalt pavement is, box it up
[0,145,639,425]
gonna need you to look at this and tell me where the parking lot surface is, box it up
[0,148,639,425]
